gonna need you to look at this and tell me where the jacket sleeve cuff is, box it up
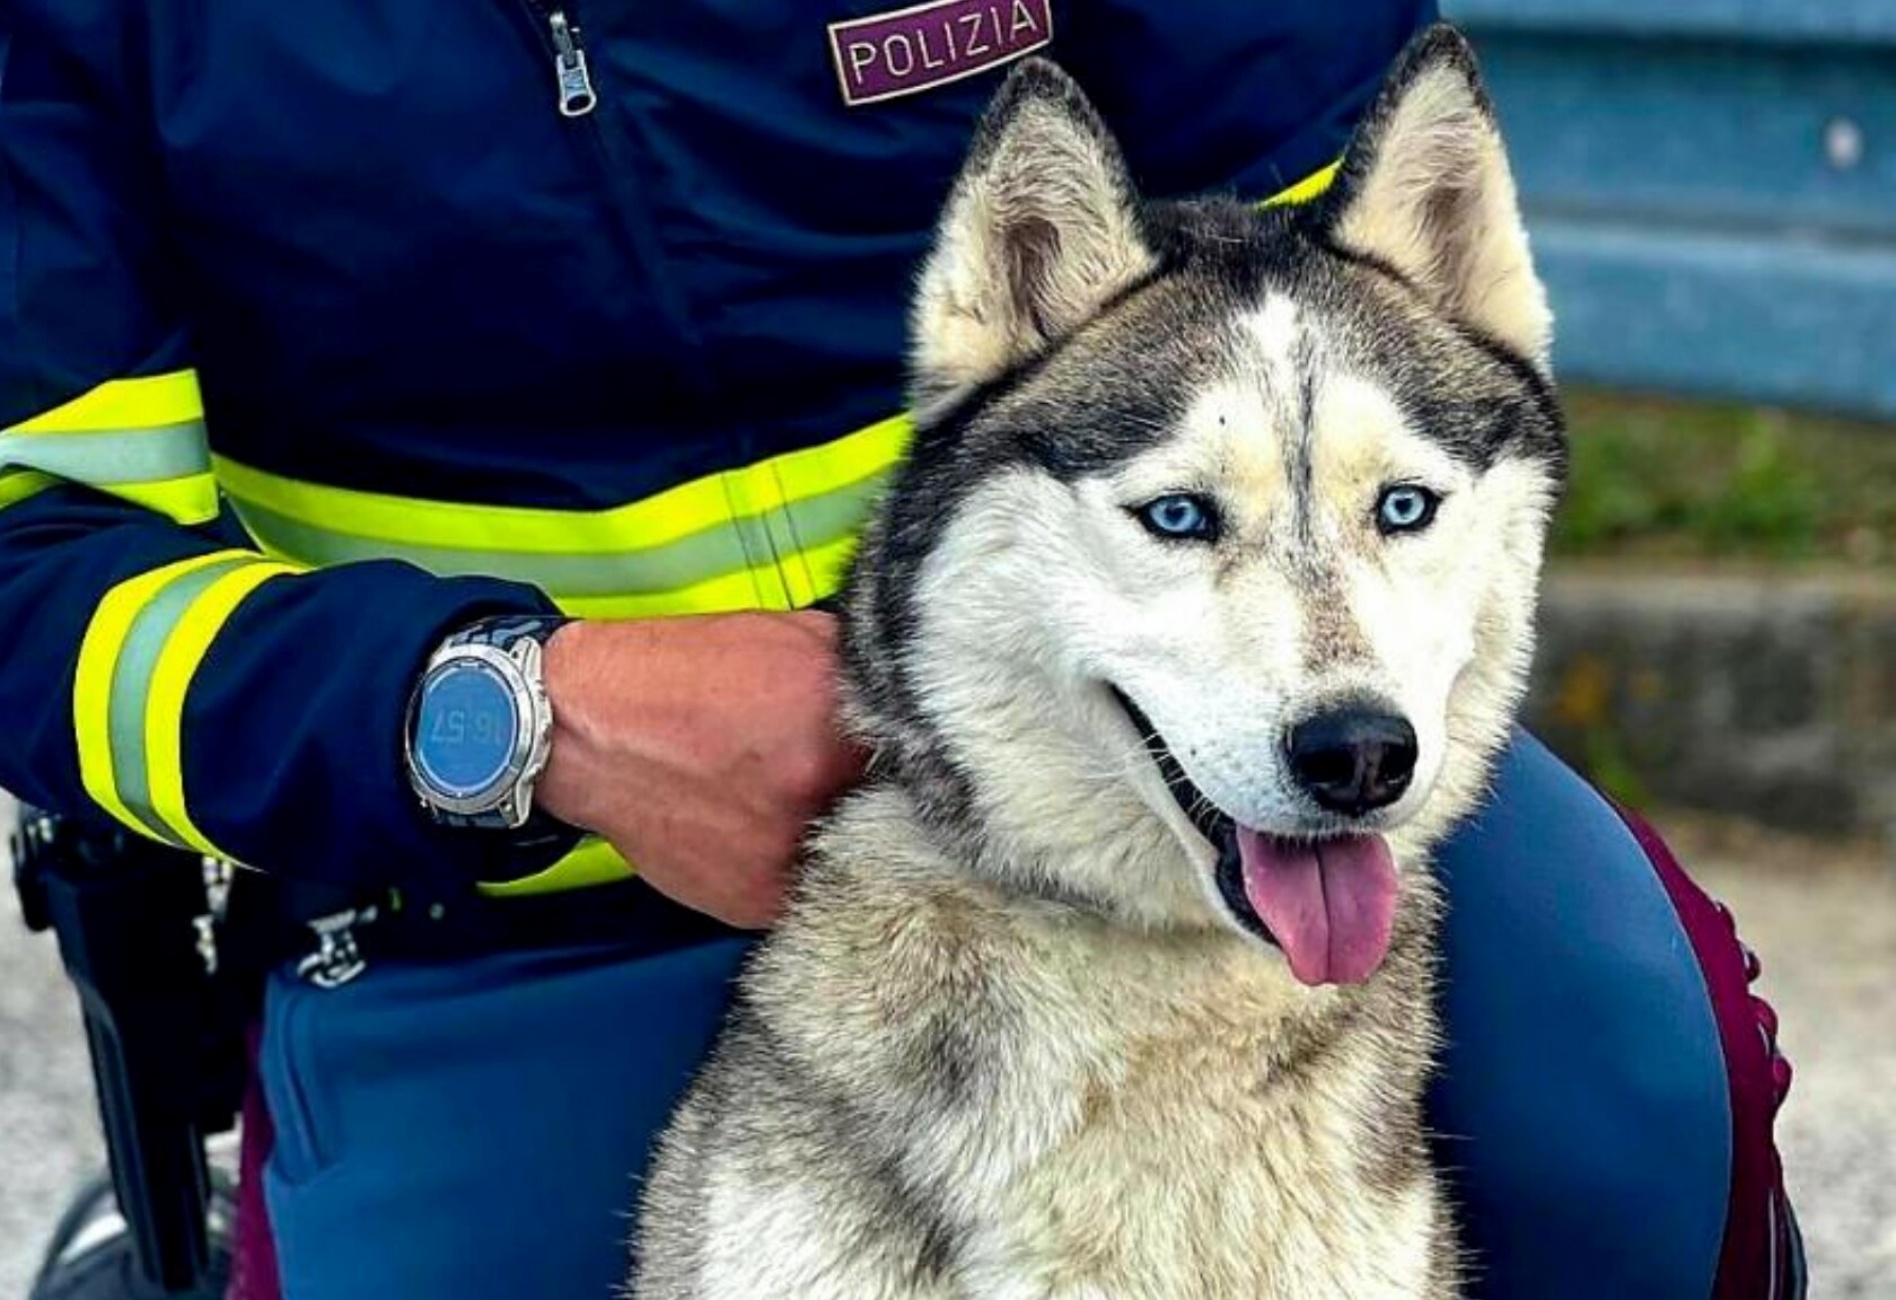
[174,557,577,900]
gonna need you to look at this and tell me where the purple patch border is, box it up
[827,0,1055,109]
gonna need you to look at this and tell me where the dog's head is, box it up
[845,26,1564,987]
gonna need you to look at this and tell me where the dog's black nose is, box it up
[1286,708,1418,815]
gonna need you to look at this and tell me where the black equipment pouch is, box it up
[12,809,278,1295]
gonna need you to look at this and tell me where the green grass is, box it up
[1553,389,1896,566]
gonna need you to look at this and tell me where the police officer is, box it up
[0,1,1798,1296]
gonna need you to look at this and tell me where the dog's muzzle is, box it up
[1109,687,1277,948]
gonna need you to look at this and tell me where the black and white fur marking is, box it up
[631,25,1565,1299]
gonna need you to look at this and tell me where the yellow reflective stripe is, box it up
[476,838,636,898]
[0,460,217,524]
[215,415,910,617]
[548,534,864,619]
[771,414,912,501]
[722,464,792,611]
[3,373,218,524]
[145,562,304,858]
[216,450,722,552]
[9,371,204,434]
[212,415,910,556]
[1261,159,1342,208]
[796,532,862,609]
[103,473,222,525]
[0,469,57,510]
[73,550,254,843]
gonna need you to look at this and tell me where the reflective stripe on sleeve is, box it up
[143,562,305,855]
[477,838,637,899]
[216,414,915,617]
[74,549,304,853]
[0,468,57,510]
[1,372,220,524]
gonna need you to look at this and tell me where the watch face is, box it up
[414,659,521,801]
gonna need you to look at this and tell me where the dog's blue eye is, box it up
[1136,494,1219,541]
[1375,485,1440,535]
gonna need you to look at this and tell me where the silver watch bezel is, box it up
[406,638,554,827]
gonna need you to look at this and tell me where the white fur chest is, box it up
[936,932,1442,1299]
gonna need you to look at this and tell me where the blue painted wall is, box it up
[1445,2,1896,418]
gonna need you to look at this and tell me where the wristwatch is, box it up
[405,614,569,830]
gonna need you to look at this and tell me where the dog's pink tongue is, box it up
[1235,829,1398,987]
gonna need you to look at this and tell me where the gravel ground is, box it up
[0,798,104,1297]
[0,800,1888,1297]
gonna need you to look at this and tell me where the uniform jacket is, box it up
[0,0,1429,894]
[0,7,1807,1297]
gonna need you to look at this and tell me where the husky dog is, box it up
[632,24,1564,1300]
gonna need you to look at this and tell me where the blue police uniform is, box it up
[0,1,1795,1295]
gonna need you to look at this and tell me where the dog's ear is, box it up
[1313,25,1552,372]
[909,59,1155,415]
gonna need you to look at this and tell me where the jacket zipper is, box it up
[545,10,598,118]
[515,1,712,395]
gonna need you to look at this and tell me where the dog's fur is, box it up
[631,25,1564,1299]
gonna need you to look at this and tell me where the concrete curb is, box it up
[1526,568,1896,839]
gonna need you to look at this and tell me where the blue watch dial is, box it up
[413,659,520,799]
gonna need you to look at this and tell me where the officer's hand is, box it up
[534,612,865,929]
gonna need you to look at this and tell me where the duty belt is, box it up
[283,872,745,989]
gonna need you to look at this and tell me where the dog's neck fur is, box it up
[771,768,1450,1295]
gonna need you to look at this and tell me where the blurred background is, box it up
[1449,1,1895,1293]
[4,1,1894,1295]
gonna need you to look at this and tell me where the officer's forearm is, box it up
[534,613,864,929]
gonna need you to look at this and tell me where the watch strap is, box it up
[443,612,572,656]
